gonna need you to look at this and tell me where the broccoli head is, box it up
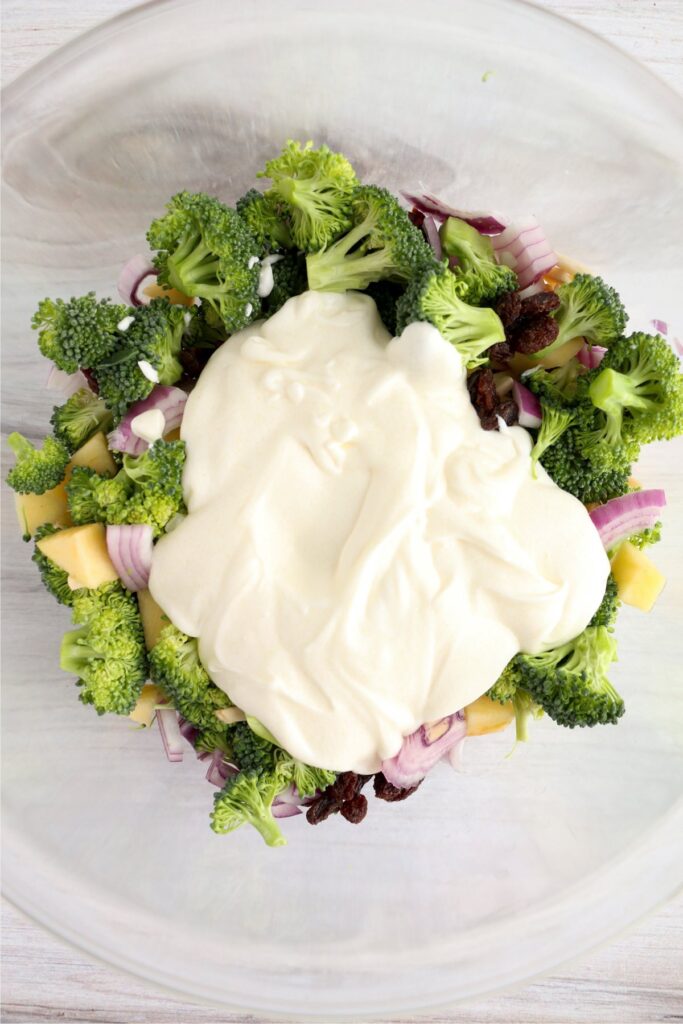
[147,191,261,332]
[514,625,623,728]
[95,299,192,418]
[50,388,113,454]
[540,429,632,505]
[259,140,358,252]
[533,273,627,361]
[236,188,293,251]
[148,624,231,751]
[589,573,620,630]
[32,524,78,606]
[32,292,127,374]
[487,660,519,704]
[60,581,147,715]
[67,439,186,536]
[262,253,307,316]
[530,401,576,475]
[211,769,289,847]
[439,217,517,305]
[365,280,403,336]
[306,185,435,293]
[395,263,506,368]
[6,432,69,495]
[587,332,683,449]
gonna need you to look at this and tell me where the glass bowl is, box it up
[2,0,682,1016]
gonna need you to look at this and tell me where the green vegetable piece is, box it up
[439,217,517,306]
[6,432,69,495]
[32,292,127,374]
[50,388,113,454]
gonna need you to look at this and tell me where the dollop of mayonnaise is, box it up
[149,291,609,773]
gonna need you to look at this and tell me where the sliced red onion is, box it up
[400,191,506,234]
[577,345,607,370]
[651,319,668,335]
[156,708,184,762]
[381,711,466,789]
[107,385,187,455]
[46,366,90,398]
[589,489,666,550]
[421,215,442,259]
[272,802,302,819]
[117,254,157,306]
[205,749,238,787]
[512,380,542,428]
[490,217,557,290]
[106,524,153,591]
[178,717,199,747]
[518,280,546,299]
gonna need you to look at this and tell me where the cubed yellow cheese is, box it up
[142,281,195,307]
[137,588,171,650]
[14,483,71,538]
[465,694,515,736]
[69,432,116,478]
[610,541,666,612]
[164,427,181,443]
[37,522,119,588]
[129,683,167,727]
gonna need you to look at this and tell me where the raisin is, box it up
[408,208,425,229]
[331,772,359,804]
[179,346,212,381]
[305,794,339,825]
[81,368,100,395]
[340,794,368,824]
[513,315,559,354]
[373,773,422,802]
[497,399,519,426]
[479,411,501,431]
[494,290,522,328]
[488,341,513,367]
[520,290,560,317]
[467,368,498,415]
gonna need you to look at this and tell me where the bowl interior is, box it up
[2,0,683,1016]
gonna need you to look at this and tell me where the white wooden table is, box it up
[2,2,682,1021]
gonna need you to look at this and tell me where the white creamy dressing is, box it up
[149,291,609,773]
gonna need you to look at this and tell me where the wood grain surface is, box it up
[2,2,682,1022]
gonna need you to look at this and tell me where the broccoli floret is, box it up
[628,522,662,549]
[230,720,277,773]
[95,300,192,418]
[532,274,627,361]
[395,263,506,368]
[6,432,69,495]
[289,762,337,799]
[306,185,435,293]
[60,581,147,715]
[67,439,185,536]
[514,625,623,728]
[211,769,289,847]
[147,191,261,332]
[32,293,127,374]
[263,253,307,316]
[540,431,632,504]
[439,217,517,305]
[50,388,114,454]
[487,660,519,704]
[530,404,576,474]
[587,332,683,450]
[236,187,293,251]
[32,524,77,606]
[512,690,544,744]
[589,573,620,629]
[148,624,231,750]
[366,280,403,336]
[258,140,358,252]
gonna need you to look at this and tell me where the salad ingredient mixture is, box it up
[150,290,608,772]
[7,140,682,846]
